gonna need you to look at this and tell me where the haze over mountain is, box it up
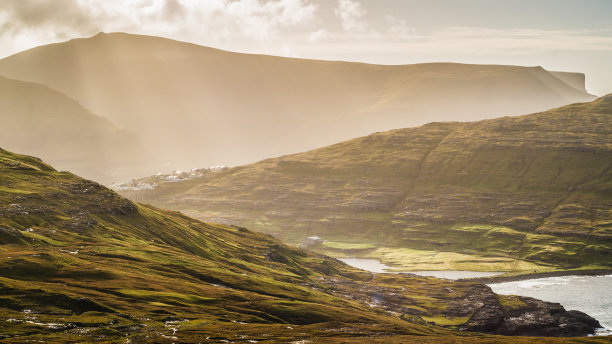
[0,32,596,178]
[120,95,612,273]
[1,147,603,342]
[0,76,150,183]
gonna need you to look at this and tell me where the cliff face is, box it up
[550,71,587,92]
[119,95,612,272]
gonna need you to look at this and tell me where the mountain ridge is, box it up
[0,32,596,180]
[0,75,151,183]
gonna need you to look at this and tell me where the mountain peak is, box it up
[87,31,138,40]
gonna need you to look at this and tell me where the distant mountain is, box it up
[0,76,150,183]
[1,148,602,342]
[0,32,596,177]
[120,95,612,272]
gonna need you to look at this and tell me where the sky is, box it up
[1,0,611,95]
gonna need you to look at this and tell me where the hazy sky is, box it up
[1,0,611,95]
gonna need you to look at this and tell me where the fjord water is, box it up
[410,270,504,279]
[339,258,612,334]
[489,275,612,335]
[337,258,503,279]
[338,258,395,274]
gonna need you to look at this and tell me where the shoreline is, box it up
[336,256,612,283]
[461,268,612,284]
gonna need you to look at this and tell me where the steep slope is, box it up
[0,149,607,342]
[120,96,612,272]
[0,76,150,183]
[0,32,596,178]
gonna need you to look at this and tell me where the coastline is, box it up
[461,268,612,284]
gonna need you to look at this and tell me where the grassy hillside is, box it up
[0,76,150,183]
[0,32,595,179]
[0,149,607,342]
[121,95,612,273]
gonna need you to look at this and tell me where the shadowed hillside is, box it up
[120,95,612,273]
[0,76,150,183]
[0,32,596,179]
[0,148,605,342]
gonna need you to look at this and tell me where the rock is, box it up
[461,295,601,336]
[0,226,29,245]
[65,210,97,232]
[266,248,290,264]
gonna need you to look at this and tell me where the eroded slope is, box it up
[0,149,605,342]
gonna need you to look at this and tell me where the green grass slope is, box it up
[121,95,612,273]
[0,150,606,342]
[0,76,151,183]
[0,32,596,178]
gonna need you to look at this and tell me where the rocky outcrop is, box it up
[318,274,602,337]
[463,295,601,336]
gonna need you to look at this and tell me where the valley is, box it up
[1,4,611,341]
[119,95,612,274]
[0,148,606,342]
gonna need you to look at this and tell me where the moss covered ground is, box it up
[2,149,609,342]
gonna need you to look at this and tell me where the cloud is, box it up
[162,0,186,20]
[1,1,611,79]
[299,26,612,59]
[385,15,414,37]
[308,28,328,42]
[77,0,319,41]
[334,0,367,33]
[0,0,98,37]
[210,0,317,41]
[0,0,101,56]
[426,27,612,54]
[0,0,320,56]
